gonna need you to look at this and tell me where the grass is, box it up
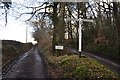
[2,45,18,65]
[2,40,33,66]
[42,50,118,79]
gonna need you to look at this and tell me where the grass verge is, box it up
[42,50,118,79]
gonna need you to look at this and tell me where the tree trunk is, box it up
[52,3,58,52]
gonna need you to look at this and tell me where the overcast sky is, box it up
[0,17,34,43]
[0,0,40,43]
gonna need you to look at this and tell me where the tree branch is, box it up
[20,2,49,9]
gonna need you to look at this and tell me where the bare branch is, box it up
[16,2,53,21]
[20,2,48,9]
[25,7,45,21]
[25,5,53,21]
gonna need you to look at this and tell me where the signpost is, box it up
[66,18,94,57]
[55,45,64,55]
[55,45,64,50]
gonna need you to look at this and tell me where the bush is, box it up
[74,65,89,78]
[84,42,119,64]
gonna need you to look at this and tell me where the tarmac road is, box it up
[3,46,47,78]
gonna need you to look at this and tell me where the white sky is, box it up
[0,18,34,43]
[0,0,38,43]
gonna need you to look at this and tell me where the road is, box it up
[3,46,47,78]
[2,46,119,78]
[67,47,120,76]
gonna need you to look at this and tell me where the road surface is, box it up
[3,46,47,78]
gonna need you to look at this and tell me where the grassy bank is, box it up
[41,50,118,79]
[2,40,33,66]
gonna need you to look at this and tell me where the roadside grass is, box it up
[2,40,33,66]
[43,51,118,79]
[2,45,18,65]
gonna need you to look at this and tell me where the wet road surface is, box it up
[3,47,47,78]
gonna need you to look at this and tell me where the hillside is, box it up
[2,40,33,66]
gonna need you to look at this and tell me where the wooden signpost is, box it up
[66,18,94,57]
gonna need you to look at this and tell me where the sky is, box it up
[0,17,34,43]
[0,0,39,43]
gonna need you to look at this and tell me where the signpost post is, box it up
[66,18,93,57]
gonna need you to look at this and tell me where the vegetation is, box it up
[1,0,118,64]
[30,1,119,64]
[40,50,118,79]
[28,1,119,78]
[2,40,33,66]
[0,0,119,79]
